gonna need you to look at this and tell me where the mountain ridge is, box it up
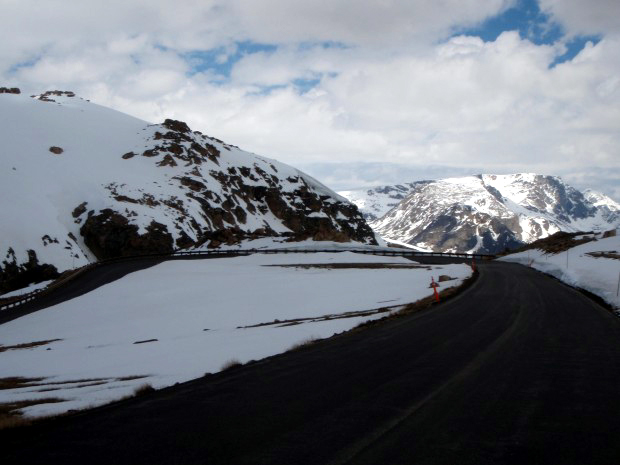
[340,173,619,254]
[0,90,376,293]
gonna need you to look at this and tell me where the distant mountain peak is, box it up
[340,174,619,254]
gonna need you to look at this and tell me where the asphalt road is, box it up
[3,260,620,464]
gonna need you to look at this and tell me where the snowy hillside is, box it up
[0,251,471,418]
[0,90,376,293]
[500,232,620,310]
[584,189,620,225]
[342,174,619,254]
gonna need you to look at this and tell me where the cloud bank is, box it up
[1,0,619,196]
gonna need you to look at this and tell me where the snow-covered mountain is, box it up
[0,90,376,292]
[583,189,620,225]
[339,183,418,221]
[340,174,620,254]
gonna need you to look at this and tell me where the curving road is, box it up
[3,261,620,464]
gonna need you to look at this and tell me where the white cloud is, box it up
[540,0,620,37]
[0,0,618,199]
[0,0,511,63]
[226,0,513,47]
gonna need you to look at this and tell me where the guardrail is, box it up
[168,248,495,260]
[0,248,495,312]
[0,288,45,310]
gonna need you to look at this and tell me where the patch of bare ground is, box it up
[133,338,158,344]
[133,383,155,396]
[508,231,596,255]
[288,336,320,352]
[116,375,149,381]
[0,376,108,390]
[0,377,46,390]
[0,375,153,429]
[586,251,619,260]
[0,339,62,352]
[36,381,113,392]
[32,378,105,386]
[263,263,431,270]
[0,375,150,392]
[0,398,64,430]
[238,307,393,329]
[221,359,243,371]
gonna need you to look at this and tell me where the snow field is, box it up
[0,252,471,418]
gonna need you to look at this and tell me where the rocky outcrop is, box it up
[80,173,375,257]
[0,87,20,94]
[81,117,377,255]
[80,210,174,260]
[0,249,59,295]
[34,90,76,102]
[393,204,522,254]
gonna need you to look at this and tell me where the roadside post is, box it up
[431,277,440,302]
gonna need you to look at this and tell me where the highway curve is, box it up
[3,261,620,464]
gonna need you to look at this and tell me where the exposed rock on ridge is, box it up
[0,249,59,295]
[74,118,376,259]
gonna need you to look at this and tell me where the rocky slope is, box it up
[0,90,376,293]
[341,174,619,254]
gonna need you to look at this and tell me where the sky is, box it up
[1,0,619,198]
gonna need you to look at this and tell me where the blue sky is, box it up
[459,0,600,67]
[180,0,602,90]
[184,42,277,80]
[1,0,619,197]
